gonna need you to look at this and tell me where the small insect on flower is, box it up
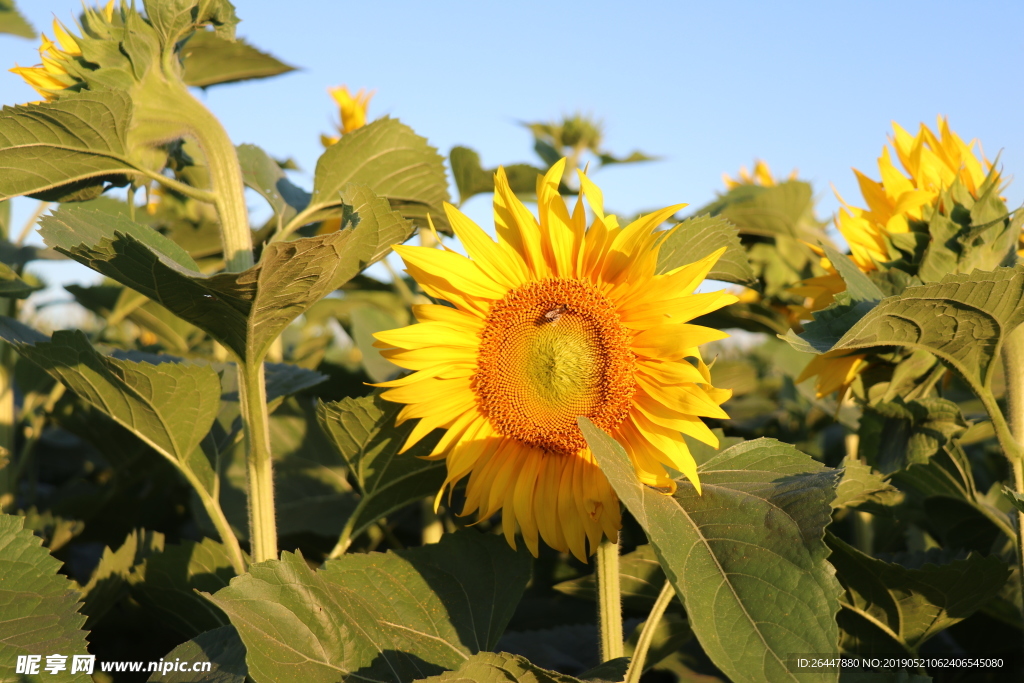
[540,304,569,323]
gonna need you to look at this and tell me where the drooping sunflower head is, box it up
[722,159,797,190]
[320,85,374,146]
[373,161,736,560]
[9,2,116,102]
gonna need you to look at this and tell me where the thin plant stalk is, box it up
[624,579,675,683]
[596,537,624,662]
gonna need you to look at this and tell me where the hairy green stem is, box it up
[0,295,17,513]
[182,98,280,563]
[238,360,277,563]
[329,511,359,559]
[1004,325,1024,454]
[158,79,278,563]
[978,388,1023,465]
[132,72,252,269]
[596,537,624,663]
[624,579,674,683]
[0,366,14,513]
[177,90,253,272]
[1001,324,1024,638]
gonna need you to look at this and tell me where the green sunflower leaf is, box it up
[579,658,631,683]
[449,146,546,205]
[697,180,827,244]
[334,183,418,275]
[583,423,842,683]
[204,397,355,542]
[302,117,451,234]
[0,513,91,683]
[130,538,238,639]
[1004,487,1024,515]
[782,294,878,354]
[598,150,658,166]
[626,611,692,674]
[80,529,165,629]
[657,214,756,287]
[0,91,138,202]
[820,244,884,303]
[205,531,532,683]
[916,173,1020,284]
[0,0,34,39]
[0,318,234,550]
[316,393,445,548]
[0,261,41,298]
[39,201,404,362]
[831,455,904,511]
[414,652,588,683]
[181,31,295,88]
[691,299,792,336]
[554,544,675,614]
[830,265,1024,394]
[148,625,247,683]
[858,398,967,476]
[143,0,239,44]
[349,304,402,382]
[16,507,84,553]
[827,534,1010,653]
[237,144,310,230]
[0,320,220,475]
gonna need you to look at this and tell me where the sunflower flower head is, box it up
[792,117,997,400]
[722,159,797,190]
[9,2,115,102]
[374,160,736,560]
[835,117,996,272]
[320,85,374,146]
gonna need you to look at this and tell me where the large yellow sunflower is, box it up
[373,160,736,560]
[794,117,995,398]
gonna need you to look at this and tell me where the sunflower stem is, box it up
[624,579,675,683]
[0,311,15,514]
[181,93,253,272]
[164,79,278,565]
[238,359,277,564]
[0,220,18,512]
[596,537,624,663]
[1001,323,1024,643]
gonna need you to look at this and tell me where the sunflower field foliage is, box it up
[1,2,1024,682]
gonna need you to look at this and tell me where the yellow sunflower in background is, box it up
[320,85,375,146]
[794,117,996,399]
[722,158,797,189]
[373,160,736,560]
[9,2,115,101]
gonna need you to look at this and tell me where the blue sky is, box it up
[2,0,1023,309]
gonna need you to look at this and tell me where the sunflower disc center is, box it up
[474,279,636,455]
